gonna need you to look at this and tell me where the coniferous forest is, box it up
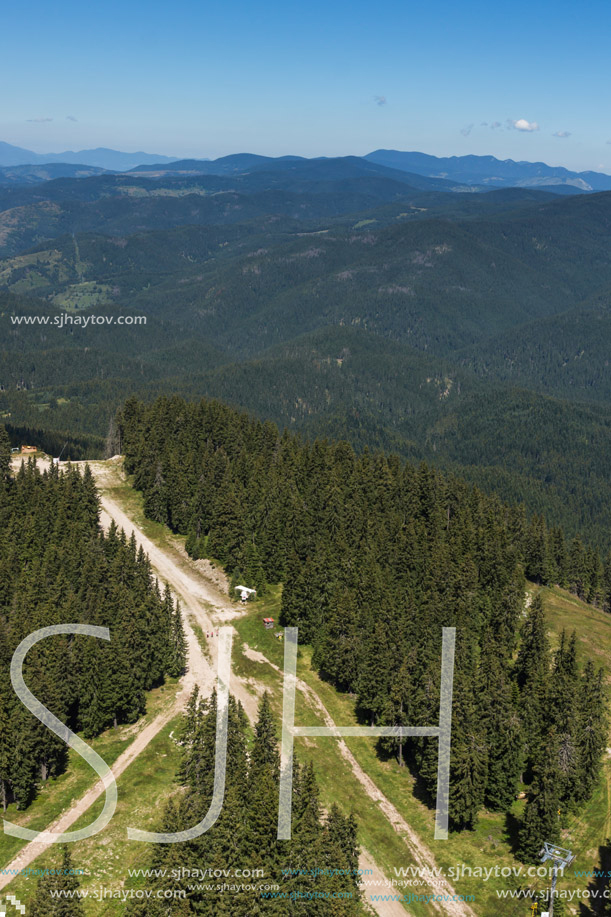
[5,6,611,913]
[126,691,362,916]
[3,178,611,553]
[118,395,608,853]
[0,426,186,811]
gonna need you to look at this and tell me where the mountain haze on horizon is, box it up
[365,149,611,191]
[2,140,611,190]
[0,141,177,170]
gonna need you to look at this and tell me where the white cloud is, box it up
[27,117,53,123]
[66,115,78,122]
[513,118,539,132]
[553,130,571,138]
[460,123,474,137]
[374,95,387,106]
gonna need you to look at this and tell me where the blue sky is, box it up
[2,0,611,171]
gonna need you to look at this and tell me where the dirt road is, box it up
[93,463,414,916]
[0,697,182,893]
[243,646,475,917]
[3,455,479,915]
[94,464,259,721]
[1,459,218,891]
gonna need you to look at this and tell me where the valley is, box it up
[0,146,610,917]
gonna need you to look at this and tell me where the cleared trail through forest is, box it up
[0,698,182,893]
[92,461,472,916]
[0,459,218,892]
[243,647,474,917]
[3,456,471,915]
[92,462,415,917]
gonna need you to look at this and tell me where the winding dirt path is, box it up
[0,699,182,893]
[94,466,259,723]
[244,645,475,917]
[6,457,480,915]
[0,460,217,891]
[92,463,413,916]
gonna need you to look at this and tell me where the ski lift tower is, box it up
[52,442,69,465]
[539,842,574,916]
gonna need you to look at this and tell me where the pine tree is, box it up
[30,845,85,916]
[515,594,550,771]
[518,730,562,863]
[603,552,611,614]
[0,425,11,479]
[479,637,523,811]
[169,600,187,677]
[575,662,607,803]
[244,694,281,869]
[207,480,246,570]
[548,630,580,806]
[284,761,325,910]
[244,538,267,595]
[0,683,12,812]
[449,676,488,830]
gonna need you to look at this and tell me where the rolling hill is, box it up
[0,154,609,551]
[366,149,611,191]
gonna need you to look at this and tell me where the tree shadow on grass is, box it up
[578,840,611,915]
[504,809,522,857]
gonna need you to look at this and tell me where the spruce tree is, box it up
[479,637,523,811]
[30,845,85,916]
[245,694,281,869]
[518,730,562,863]
[449,677,488,830]
[575,662,607,804]
[0,425,11,480]
[515,594,550,771]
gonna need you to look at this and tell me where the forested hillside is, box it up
[457,301,611,403]
[119,395,609,845]
[1,160,610,553]
[0,427,186,810]
[126,691,363,916]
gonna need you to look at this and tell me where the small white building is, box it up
[235,585,256,603]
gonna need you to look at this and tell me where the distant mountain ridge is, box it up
[127,153,468,192]
[0,142,176,170]
[2,141,610,191]
[365,149,611,191]
[128,153,303,174]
